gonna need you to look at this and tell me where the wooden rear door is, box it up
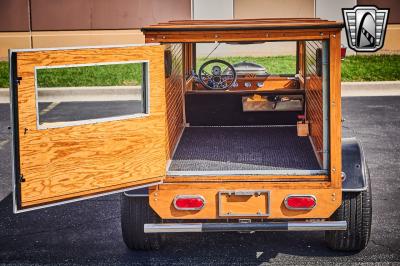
[10,44,167,212]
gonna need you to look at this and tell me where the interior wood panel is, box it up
[15,45,167,207]
[165,43,185,159]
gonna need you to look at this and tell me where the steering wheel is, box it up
[198,59,237,90]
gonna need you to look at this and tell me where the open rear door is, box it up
[9,44,167,212]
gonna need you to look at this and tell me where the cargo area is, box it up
[168,126,322,173]
[164,41,328,177]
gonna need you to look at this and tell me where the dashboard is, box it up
[192,60,299,92]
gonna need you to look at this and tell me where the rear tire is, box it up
[325,171,372,251]
[121,194,164,250]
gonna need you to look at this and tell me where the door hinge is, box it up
[14,77,22,86]
[19,174,25,183]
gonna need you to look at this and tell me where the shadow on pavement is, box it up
[0,194,358,265]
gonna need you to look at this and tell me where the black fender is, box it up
[341,138,369,192]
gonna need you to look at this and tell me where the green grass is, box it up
[0,61,8,88]
[341,55,400,82]
[1,54,399,87]
[36,63,142,87]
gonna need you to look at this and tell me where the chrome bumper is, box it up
[144,221,347,233]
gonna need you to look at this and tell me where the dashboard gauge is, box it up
[232,81,239,87]
[257,82,264,88]
[244,82,252,88]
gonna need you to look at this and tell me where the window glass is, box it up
[35,62,148,128]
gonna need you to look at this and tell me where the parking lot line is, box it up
[0,140,9,149]
[39,102,60,116]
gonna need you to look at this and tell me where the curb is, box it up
[341,81,400,97]
[0,86,142,103]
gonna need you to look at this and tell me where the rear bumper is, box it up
[144,221,347,233]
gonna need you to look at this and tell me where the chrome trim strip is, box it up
[342,187,368,192]
[167,170,327,176]
[173,194,206,211]
[144,223,202,233]
[15,181,162,213]
[123,193,148,197]
[144,221,347,233]
[288,221,347,231]
[283,194,317,210]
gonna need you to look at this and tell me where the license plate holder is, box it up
[218,190,270,217]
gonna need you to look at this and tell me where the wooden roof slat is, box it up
[142,18,343,32]
[168,18,324,23]
[154,19,331,26]
[142,18,343,43]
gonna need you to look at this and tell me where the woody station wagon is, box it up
[9,18,371,251]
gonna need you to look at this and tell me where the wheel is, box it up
[325,169,372,251]
[120,194,165,250]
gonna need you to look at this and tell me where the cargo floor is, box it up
[168,126,322,173]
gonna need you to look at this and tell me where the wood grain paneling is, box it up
[165,44,185,159]
[149,183,342,219]
[15,45,167,207]
[329,33,342,188]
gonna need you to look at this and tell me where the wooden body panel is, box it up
[329,33,342,188]
[15,45,167,208]
[219,191,269,217]
[143,21,344,219]
[149,182,342,219]
[165,43,185,159]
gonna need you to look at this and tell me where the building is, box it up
[0,0,399,59]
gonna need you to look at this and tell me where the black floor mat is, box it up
[169,126,321,172]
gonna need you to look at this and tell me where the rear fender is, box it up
[341,138,369,192]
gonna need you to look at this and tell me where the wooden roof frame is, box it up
[141,18,344,43]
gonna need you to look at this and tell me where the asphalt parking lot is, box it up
[0,96,399,265]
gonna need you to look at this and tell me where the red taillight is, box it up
[173,195,205,210]
[284,195,316,210]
